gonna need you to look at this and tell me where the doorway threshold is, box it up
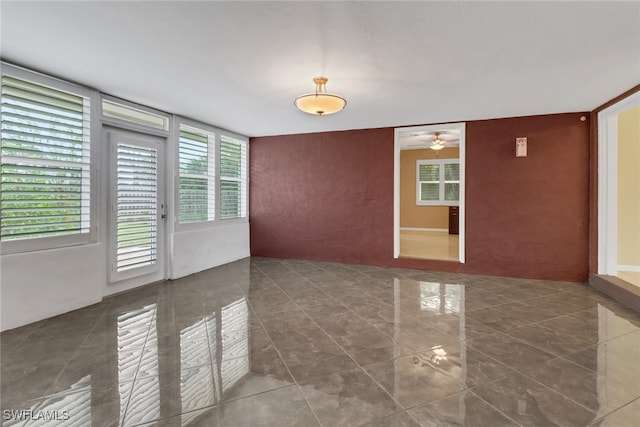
[589,274,640,313]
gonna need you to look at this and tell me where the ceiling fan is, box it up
[402,130,460,150]
[428,132,447,150]
[423,131,459,150]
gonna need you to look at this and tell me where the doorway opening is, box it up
[598,92,640,289]
[394,123,465,262]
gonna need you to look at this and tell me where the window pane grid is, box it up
[1,76,91,242]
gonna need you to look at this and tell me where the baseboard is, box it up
[400,227,449,233]
[618,265,640,272]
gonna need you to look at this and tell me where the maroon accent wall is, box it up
[250,128,395,265]
[250,113,590,281]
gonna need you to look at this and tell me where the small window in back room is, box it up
[417,159,460,206]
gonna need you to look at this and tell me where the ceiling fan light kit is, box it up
[295,76,346,116]
[429,132,446,150]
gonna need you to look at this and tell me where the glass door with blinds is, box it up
[108,129,165,284]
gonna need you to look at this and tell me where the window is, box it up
[417,159,460,205]
[102,99,169,131]
[219,136,247,220]
[1,72,94,251]
[175,121,248,227]
[178,125,215,224]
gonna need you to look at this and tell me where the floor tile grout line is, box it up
[466,388,527,427]
[466,336,625,419]
[510,366,601,417]
[247,261,324,427]
[494,326,599,361]
[224,260,633,425]
[261,260,408,349]
[259,260,475,416]
[258,258,604,415]
[42,305,113,399]
[256,260,439,421]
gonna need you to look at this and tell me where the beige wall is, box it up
[618,105,640,267]
[400,147,459,229]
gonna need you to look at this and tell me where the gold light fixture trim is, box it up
[295,76,346,116]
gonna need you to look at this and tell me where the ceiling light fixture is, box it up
[295,76,346,116]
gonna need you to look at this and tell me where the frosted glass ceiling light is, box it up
[295,76,346,116]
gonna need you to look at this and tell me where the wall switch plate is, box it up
[516,137,527,157]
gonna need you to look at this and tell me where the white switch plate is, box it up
[516,137,527,157]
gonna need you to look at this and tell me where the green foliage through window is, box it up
[1,75,91,241]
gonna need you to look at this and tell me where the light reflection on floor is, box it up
[2,257,640,426]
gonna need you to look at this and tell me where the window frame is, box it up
[173,117,248,232]
[0,63,99,255]
[416,158,460,206]
[219,135,248,222]
[176,120,217,227]
[101,95,170,136]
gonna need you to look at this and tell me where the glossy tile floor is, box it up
[2,257,640,426]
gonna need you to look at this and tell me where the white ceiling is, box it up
[2,1,639,137]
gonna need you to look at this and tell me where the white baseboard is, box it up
[618,265,640,273]
[400,227,449,233]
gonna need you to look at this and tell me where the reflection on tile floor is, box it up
[2,257,640,426]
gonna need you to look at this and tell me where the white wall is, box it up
[0,223,250,331]
[170,223,250,279]
[1,244,105,331]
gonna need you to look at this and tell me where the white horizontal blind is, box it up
[444,163,460,201]
[419,163,440,201]
[0,75,91,241]
[116,143,158,272]
[178,126,215,223]
[219,136,247,220]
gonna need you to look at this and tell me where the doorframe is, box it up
[393,122,466,263]
[597,91,640,275]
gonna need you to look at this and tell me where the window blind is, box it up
[1,75,91,241]
[178,126,215,223]
[419,164,440,201]
[219,137,247,220]
[444,163,460,201]
[115,144,158,272]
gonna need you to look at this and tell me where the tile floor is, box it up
[2,257,640,426]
